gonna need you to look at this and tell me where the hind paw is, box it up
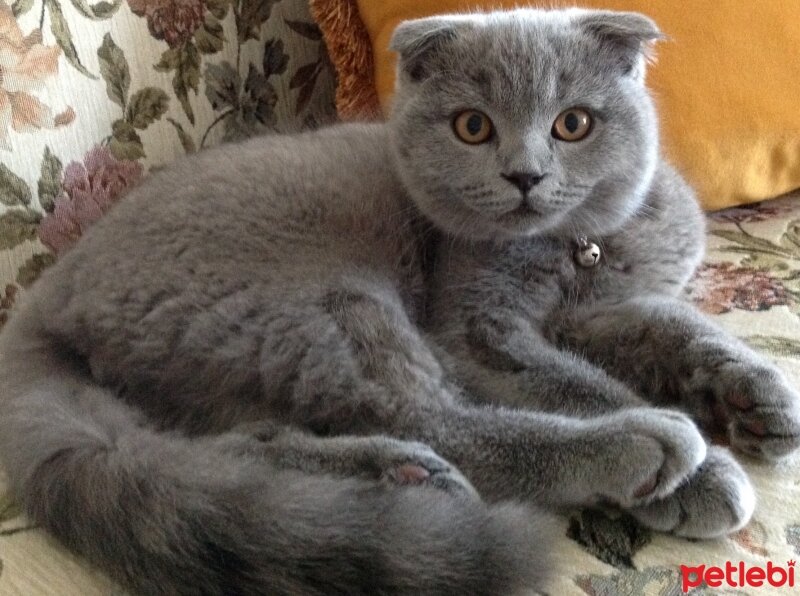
[224,423,478,498]
[377,440,479,499]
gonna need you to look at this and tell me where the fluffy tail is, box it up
[0,313,550,595]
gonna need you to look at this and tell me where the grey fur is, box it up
[1,7,799,595]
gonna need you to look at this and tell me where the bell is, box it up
[575,240,601,268]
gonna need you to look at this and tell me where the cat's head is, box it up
[388,8,663,241]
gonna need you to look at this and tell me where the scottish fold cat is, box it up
[1,7,799,595]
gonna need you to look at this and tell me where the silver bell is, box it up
[575,241,601,268]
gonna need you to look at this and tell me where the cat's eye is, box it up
[453,110,493,144]
[552,108,593,142]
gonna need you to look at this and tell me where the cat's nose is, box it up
[501,171,547,193]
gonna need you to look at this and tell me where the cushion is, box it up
[310,0,800,211]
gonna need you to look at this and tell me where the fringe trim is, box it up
[309,0,383,121]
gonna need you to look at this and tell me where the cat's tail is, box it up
[0,313,551,596]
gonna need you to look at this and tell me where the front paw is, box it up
[628,446,754,538]
[709,362,800,460]
[593,408,707,508]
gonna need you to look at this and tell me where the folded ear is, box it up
[573,10,664,77]
[389,17,470,81]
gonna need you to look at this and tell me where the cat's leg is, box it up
[0,305,549,596]
[544,294,800,538]
[236,418,731,520]
[221,420,479,498]
[433,305,754,537]
[268,286,706,510]
[430,310,648,416]
[553,295,800,460]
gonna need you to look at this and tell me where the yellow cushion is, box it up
[312,0,800,211]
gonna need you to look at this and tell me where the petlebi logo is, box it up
[681,560,796,592]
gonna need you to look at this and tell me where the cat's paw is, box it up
[709,362,800,460]
[595,408,707,508]
[628,446,754,538]
[226,423,479,498]
[375,439,480,498]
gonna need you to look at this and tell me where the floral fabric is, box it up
[0,0,335,291]
[1,0,800,591]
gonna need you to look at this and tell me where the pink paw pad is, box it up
[726,393,754,410]
[743,418,767,437]
[393,464,431,485]
[633,474,659,499]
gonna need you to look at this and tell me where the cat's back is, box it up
[75,121,397,250]
[48,123,401,270]
[100,121,399,245]
[24,122,416,350]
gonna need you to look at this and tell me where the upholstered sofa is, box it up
[1,0,798,593]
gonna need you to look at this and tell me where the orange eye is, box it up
[552,108,593,142]
[453,110,493,144]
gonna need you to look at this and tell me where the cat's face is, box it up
[389,9,662,241]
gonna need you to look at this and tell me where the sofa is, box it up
[1,0,798,593]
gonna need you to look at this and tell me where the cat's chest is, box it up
[519,239,578,291]
[515,226,695,316]
[515,235,638,306]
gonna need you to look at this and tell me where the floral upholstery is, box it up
[1,0,799,593]
[0,0,335,294]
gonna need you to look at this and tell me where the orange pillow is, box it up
[311,0,800,211]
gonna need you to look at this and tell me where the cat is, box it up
[1,7,799,595]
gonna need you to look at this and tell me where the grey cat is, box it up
[1,7,799,595]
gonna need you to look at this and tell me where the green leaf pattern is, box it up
[98,33,131,109]
[37,147,63,212]
[167,118,196,154]
[0,165,32,207]
[204,61,241,110]
[10,0,33,16]
[110,120,145,160]
[16,253,56,287]
[45,0,97,79]
[0,209,41,250]
[236,0,278,43]
[195,14,226,54]
[125,88,169,129]
[68,0,121,20]
[155,43,201,125]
